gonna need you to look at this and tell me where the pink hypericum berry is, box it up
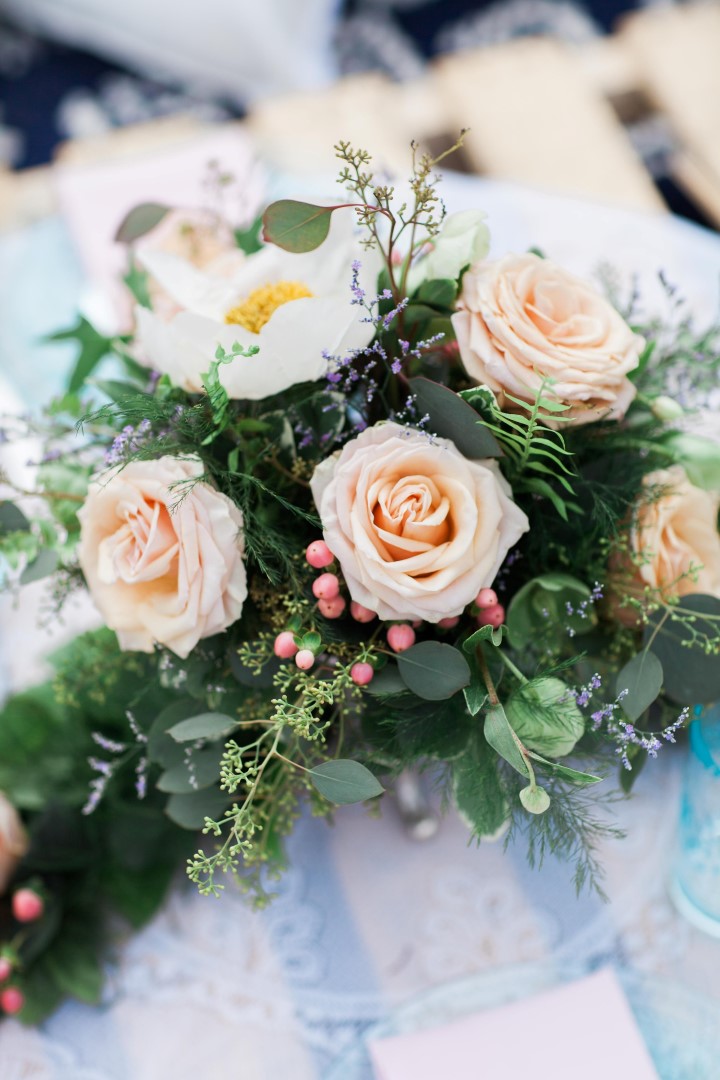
[312,573,340,601]
[476,588,498,609]
[317,595,346,619]
[273,631,298,659]
[437,616,460,630]
[0,987,24,1015]
[0,959,12,983]
[350,662,374,686]
[12,889,44,924]
[477,603,505,629]
[350,601,376,624]
[306,540,333,569]
[387,624,416,653]
[295,649,315,671]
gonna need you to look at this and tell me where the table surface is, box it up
[1,174,720,1080]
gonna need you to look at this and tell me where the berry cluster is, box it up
[0,887,45,1016]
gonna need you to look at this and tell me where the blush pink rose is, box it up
[310,422,528,623]
[78,457,247,657]
[0,792,28,896]
[630,465,720,600]
[452,253,644,425]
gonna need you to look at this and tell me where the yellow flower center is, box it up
[224,280,313,334]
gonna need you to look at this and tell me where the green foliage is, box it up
[167,713,238,742]
[615,650,664,721]
[505,678,585,758]
[123,258,152,308]
[0,501,30,534]
[203,341,260,435]
[309,760,384,805]
[234,215,264,255]
[469,383,579,519]
[115,202,170,243]
[452,732,508,838]
[484,703,530,779]
[644,595,720,704]
[396,641,471,700]
[262,199,337,252]
[409,376,502,459]
[506,573,594,651]
[48,317,116,394]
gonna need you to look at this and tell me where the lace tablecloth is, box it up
[1,176,720,1079]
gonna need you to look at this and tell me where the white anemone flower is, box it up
[134,210,381,400]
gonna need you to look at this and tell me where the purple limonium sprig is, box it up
[610,706,689,770]
[82,757,115,815]
[91,731,126,753]
[310,263,448,448]
[105,418,152,466]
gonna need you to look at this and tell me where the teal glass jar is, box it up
[671,704,720,935]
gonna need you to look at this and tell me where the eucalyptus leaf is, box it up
[148,699,205,768]
[519,785,551,814]
[167,712,237,743]
[0,502,30,535]
[483,703,529,778]
[615,650,664,722]
[165,787,231,829]
[409,377,502,459]
[309,760,384,805]
[644,594,720,704]
[526,750,602,786]
[364,664,407,696]
[115,201,170,243]
[262,199,337,253]
[156,745,225,793]
[396,641,470,701]
[463,648,487,716]
[20,548,59,585]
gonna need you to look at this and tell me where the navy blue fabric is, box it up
[0,5,711,226]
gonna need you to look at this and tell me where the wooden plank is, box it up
[432,37,664,211]
[620,3,720,224]
[248,73,448,175]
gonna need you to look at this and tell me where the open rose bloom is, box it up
[134,211,380,400]
[629,465,720,600]
[453,252,645,425]
[78,457,247,657]
[0,791,28,896]
[311,422,529,623]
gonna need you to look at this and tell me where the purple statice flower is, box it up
[82,757,115,815]
[135,757,148,800]
[105,418,153,466]
[126,709,148,745]
[91,732,126,753]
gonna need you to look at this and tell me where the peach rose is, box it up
[452,253,644,425]
[629,465,720,600]
[78,457,247,658]
[0,792,28,896]
[310,422,529,623]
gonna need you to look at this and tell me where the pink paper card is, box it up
[53,127,265,333]
[369,968,659,1080]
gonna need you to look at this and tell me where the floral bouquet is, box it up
[1,138,719,1022]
